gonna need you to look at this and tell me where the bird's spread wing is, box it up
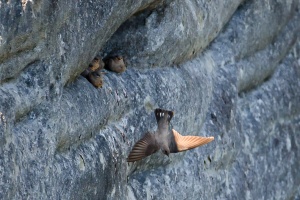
[127,132,159,162]
[170,129,214,152]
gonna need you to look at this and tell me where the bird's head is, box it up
[116,56,123,61]
[161,147,170,157]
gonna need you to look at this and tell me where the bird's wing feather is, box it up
[170,129,214,152]
[127,132,159,162]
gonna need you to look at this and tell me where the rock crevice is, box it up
[0,0,299,199]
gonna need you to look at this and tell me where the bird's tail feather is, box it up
[154,108,174,123]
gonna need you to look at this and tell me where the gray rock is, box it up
[0,0,299,199]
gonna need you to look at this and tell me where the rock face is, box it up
[0,0,300,199]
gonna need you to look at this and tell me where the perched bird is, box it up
[81,56,105,78]
[86,69,105,88]
[127,108,214,162]
[105,56,126,73]
[89,56,105,71]
[81,56,106,87]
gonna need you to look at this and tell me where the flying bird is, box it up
[127,108,214,162]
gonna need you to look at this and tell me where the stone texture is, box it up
[0,0,300,199]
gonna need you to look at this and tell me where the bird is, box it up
[81,57,105,78]
[86,69,105,88]
[127,108,214,162]
[105,55,126,73]
[81,56,106,87]
[89,56,105,71]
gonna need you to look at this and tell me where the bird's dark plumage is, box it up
[126,132,159,162]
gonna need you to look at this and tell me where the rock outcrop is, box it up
[0,0,299,199]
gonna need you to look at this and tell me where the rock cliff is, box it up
[0,0,299,199]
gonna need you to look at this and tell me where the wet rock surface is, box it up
[0,0,300,199]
